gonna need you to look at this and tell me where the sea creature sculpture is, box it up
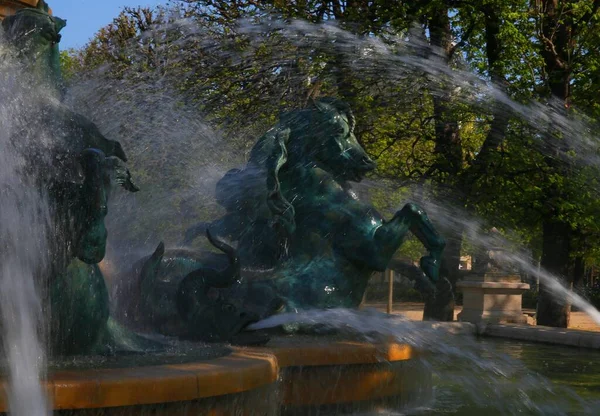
[115,230,278,345]
[184,97,447,311]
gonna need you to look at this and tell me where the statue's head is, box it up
[211,98,373,259]
[243,98,374,243]
[2,1,66,88]
[286,98,375,182]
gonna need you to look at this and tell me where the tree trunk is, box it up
[439,220,463,284]
[423,5,459,321]
[536,0,576,327]
[573,255,585,289]
[469,4,510,170]
[537,219,572,327]
[429,5,463,178]
[425,3,513,317]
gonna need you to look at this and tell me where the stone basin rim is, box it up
[0,340,416,411]
[0,351,278,411]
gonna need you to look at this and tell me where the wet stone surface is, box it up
[47,342,232,372]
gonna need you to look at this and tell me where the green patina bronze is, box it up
[129,98,446,341]
[49,260,108,354]
[184,98,446,311]
[50,259,161,355]
[3,1,146,355]
[116,230,275,345]
[4,2,447,347]
[2,0,65,93]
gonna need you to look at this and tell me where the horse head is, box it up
[205,98,374,263]
[256,97,375,239]
[284,98,375,182]
[51,149,137,266]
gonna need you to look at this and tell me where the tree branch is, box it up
[448,19,476,62]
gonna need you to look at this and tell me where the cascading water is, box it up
[67,10,600,327]
[63,76,237,259]
[418,199,600,326]
[0,42,52,416]
[249,309,600,415]
[57,8,600,415]
[0,190,50,416]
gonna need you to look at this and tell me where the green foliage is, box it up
[59,49,83,82]
[62,0,600,281]
[581,282,600,310]
[522,287,539,310]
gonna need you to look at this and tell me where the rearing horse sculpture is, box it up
[184,97,446,311]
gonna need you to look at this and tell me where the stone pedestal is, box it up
[457,272,530,324]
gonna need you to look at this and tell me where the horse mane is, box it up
[260,97,355,245]
[309,97,356,133]
[215,97,355,260]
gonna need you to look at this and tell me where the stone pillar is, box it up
[457,232,530,324]
[457,272,530,324]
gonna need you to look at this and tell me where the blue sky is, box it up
[51,0,169,50]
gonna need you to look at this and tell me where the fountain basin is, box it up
[0,338,430,415]
[246,336,430,414]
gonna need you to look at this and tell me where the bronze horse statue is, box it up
[184,98,446,311]
[126,97,447,340]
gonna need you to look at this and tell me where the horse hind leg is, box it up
[397,203,446,283]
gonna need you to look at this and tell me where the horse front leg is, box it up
[374,203,445,283]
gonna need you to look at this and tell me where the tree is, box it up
[533,0,600,327]
[64,0,600,326]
